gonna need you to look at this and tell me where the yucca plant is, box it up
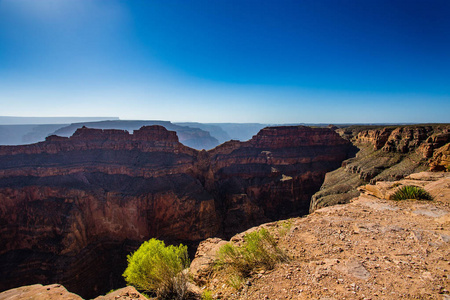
[391,185,433,201]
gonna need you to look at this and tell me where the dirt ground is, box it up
[193,172,450,300]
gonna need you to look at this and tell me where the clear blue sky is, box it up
[0,0,449,123]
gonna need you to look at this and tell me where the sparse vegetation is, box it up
[122,238,190,300]
[201,290,214,300]
[215,228,289,289]
[227,274,244,290]
[391,185,433,201]
[277,218,294,237]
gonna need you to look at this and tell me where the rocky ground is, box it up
[1,171,449,300]
[191,171,450,300]
[0,285,146,300]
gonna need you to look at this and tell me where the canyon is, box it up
[0,125,354,298]
[311,124,450,211]
[2,170,449,300]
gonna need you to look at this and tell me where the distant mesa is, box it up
[0,119,221,150]
[52,120,219,150]
[0,116,119,125]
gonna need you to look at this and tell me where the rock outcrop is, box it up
[52,120,220,150]
[348,125,449,155]
[429,143,450,171]
[0,284,147,300]
[0,284,83,300]
[0,125,354,298]
[310,124,450,212]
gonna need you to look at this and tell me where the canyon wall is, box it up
[310,124,450,211]
[0,125,354,298]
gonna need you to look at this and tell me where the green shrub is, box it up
[227,274,244,290]
[277,219,294,237]
[391,185,433,201]
[122,238,190,300]
[216,228,288,289]
[201,290,214,300]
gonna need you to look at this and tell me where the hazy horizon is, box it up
[1,1,449,123]
[0,116,440,126]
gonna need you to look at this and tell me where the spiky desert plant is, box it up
[391,185,433,201]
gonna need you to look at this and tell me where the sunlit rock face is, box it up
[208,126,355,235]
[0,125,354,298]
[310,125,450,212]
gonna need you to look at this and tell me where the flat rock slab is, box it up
[94,286,147,300]
[405,172,448,181]
[358,195,398,211]
[0,285,147,300]
[412,205,449,218]
[0,284,83,300]
[334,259,371,281]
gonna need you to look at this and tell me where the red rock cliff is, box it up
[311,124,450,212]
[0,125,353,298]
[351,125,450,156]
[208,126,354,235]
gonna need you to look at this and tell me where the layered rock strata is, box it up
[51,120,220,150]
[311,124,450,212]
[0,125,353,298]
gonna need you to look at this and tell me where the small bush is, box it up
[215,228,288,289]
[227,274,244,290]
[201,290,213,300]
[122,238,190,300]
[277,219,294,237]
[391,185,433,201]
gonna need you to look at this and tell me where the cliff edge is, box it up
[190,171,450,299]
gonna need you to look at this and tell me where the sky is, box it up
[0,0,449,124]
